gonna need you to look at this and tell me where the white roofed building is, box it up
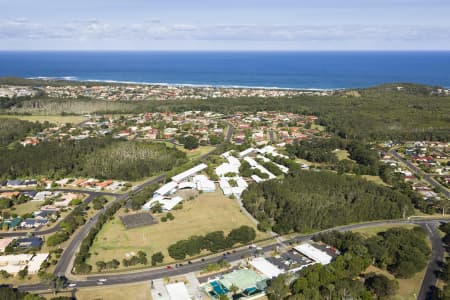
[143,196,184,212]
[294,243,333,265]
[251,174,263,183]
[154,181,178,197]
[216,163,239,177]
[250,257,284,279]
[194,175,216,192]
[178,181,197,190]
[165,282,191,300]
[172,163,207,183]
[227,155,241,166]
[0,253,49,275]
[219,179,233,196]
[239,148,256,158]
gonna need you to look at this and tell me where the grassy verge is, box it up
[75,282,152,300]
[351,224,418,238]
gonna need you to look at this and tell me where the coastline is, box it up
[27,76,339,91]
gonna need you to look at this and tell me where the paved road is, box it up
[18,218,448,295]
[52,175,167,279]
[0,189,118,238]
[225,123,234,143]
[269,130,275,143]
[417,221,446,300]
[390,150,450,199]
[49,124,235,283]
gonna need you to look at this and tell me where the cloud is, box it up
[0,19,448,45]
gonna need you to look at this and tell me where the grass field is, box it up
[76,283,152,300]
[361,175,389,186]
[0,114,87,125]
[7,200,42,216]
[364,264,426,300]
[334,149,351,161]
[88,189,270,270]
[159,142,215,161]
[351,224,418,238]
[184,146,215,160]
[311,124,326,132]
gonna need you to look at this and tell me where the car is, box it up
[68,283,77,288]
[98,278,107,282]
[166,265,173,269]
[97,282,104,285]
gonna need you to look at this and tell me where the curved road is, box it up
[19,218,447,300]
[0,189,119,238]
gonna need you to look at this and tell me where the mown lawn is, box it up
[351,224,418,238]
[7,201,42,216]
[76,282,152,300]
[88,189,270,270]
[334,149,351,161]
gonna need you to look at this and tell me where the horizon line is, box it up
[1,49,450,52]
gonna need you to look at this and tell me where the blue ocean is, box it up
[0,51,449,89]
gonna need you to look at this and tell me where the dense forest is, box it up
[4,82,448,141]
[242,169,413,233]
[266,227,430,300]
[168,226,257,260]
[0,118,50,147]
[0,137,187,180]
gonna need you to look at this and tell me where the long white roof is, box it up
[215,163,239,177]
[251,174,263,183]
[227,156,241,166]
[239,147,256,158]
[250,257,284,278]
[219,179,233,196]
[166,282,191,300]
[172,163,207,183]
[143,196,183,211]
[294,243,333,265]
[28,253,49,274]
[154,181,178,196]
[194,175,216,191]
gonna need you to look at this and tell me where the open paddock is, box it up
[88,189,270,270]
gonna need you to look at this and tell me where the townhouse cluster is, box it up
[0,85,40,99]
[229,111,323,146]
[0,190,84,230]
[216,146,289,198]
[0,177,127,192]
[141,145,291,213]
[39,84,334,101]
[19,111,226,147]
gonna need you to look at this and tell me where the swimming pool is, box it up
[210,280,229,295]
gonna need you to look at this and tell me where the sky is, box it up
[1,0,449,51]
